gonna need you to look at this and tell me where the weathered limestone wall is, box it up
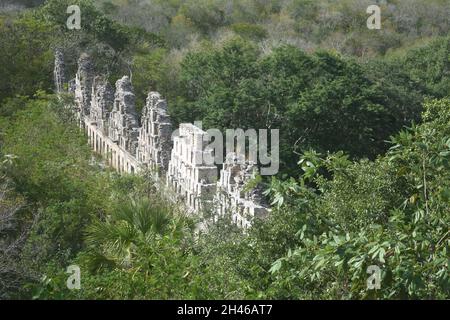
[54,49,65,94]
[84,75,140,174]
[215,153,269,228]
[89,76,114,134]
[137,92,172,173]
[167,124,218,213]
[85,119,141,174]
[74,54,94,126]
[109,76,140,156]
[57,53,269,226]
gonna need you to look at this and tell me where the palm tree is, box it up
[85,196,191,270]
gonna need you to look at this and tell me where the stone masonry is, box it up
[167,124,218,213]
[215,153,269,228]
[136,92,172,173]
[74,53,94,126]
[54,49,65,94]
[57,52,269,227]
[89,76,114,134]
[109,76,140,156]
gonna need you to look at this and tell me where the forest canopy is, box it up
[0,0,449,300]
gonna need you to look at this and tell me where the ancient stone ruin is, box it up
[167,123,218,213]
[137,92,172,173]
[55,53,269,227]
[54,49,65,94]
[215,153,269,228]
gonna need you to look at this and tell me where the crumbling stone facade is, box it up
[58,52,269,226]
[54,49,65,94]
[137,92,172,173]
[167,124,218,213]
[74,53,94,126]
[109,76,140,156]
[89,76,114,134]
[215,153,269,228]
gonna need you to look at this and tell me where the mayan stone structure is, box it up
[215,153,269,228]
[89,76,114,134]
[54,49,65,94]
[74,53,94,126]
[109,76,140,156]
[56,52,269,227]
[137,92,172,173]
[167,124,218,213]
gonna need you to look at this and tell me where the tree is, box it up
[401,37,450,98]
[0,14,55,107]
[177,42,424,174]
[264,97,450,299]
[0,174,38,299]
[84,196,189,270]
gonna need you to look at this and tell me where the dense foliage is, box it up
[262,98,450,299]
[0,0,448,300]
[172,39,428,171]
[93,0,450,57]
